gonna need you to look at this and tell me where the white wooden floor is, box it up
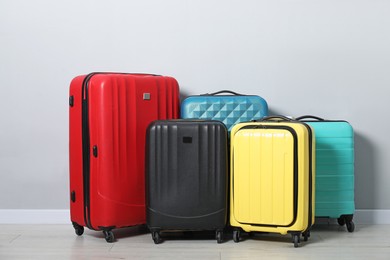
[0,223,389,259]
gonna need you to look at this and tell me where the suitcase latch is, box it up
[93,145,98,157]
[71,191,76,202]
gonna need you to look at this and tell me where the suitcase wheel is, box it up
[291,232,303,247]
[337,217,346,226]
[346,221,355,232]
[292,233,300,248]
[302,230,310,242]
[152,231,162,244]
[232,229,240,243]
[338,215,355,232]
[72,222,84,236]
[103,230,115,243]
[216,230,224,244]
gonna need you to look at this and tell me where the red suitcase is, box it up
[69,73,180,242]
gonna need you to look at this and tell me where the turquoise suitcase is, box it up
[296,115,355,232]
[181,90,268,132]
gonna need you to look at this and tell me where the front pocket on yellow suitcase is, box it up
[232,128,296,226]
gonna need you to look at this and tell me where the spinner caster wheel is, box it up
[233,229,240,243]
[302,230,310,242]
[346,221,355,232]
[216,230,224,244]
[152,231,162,244]
[337,217,346,226]
[292,233,300,248]
[103,230,115,243]
[72,223,84,236]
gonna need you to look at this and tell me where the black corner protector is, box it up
[69,96,74,107]
[71,191,76,202]
[93,145,98,157]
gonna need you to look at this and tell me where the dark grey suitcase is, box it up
[146,120,228,244]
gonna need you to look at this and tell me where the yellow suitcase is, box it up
[230,116,315,247]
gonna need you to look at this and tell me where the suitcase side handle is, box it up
[201,90,243,96]
[257,115,294,122]
[295,115,325,121]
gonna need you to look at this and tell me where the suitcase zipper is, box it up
[300,122,314,229]
[81,73,95,230]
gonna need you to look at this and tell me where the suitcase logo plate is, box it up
[143,93,151,100]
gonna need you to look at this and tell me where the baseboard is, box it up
[0,210,70,224]
[354,210,390,224]
[0,209,389,224]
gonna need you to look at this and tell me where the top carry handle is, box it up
[200,90,244,96]
[258,115,294,122]
[295,115,325,121]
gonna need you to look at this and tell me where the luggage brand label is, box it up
[143,93,151,100]
[183,136,192,143]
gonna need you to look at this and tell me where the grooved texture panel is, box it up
[146,120,228,230]
[303,121,355,218]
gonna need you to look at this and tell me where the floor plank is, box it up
[0,224,389,259]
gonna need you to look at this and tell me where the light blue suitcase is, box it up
[296,115,355,232]
[181,90,268,131]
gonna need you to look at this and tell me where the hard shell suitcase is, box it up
[146,120,228,244]
[180,90,268,132]
[229,116,315,247]
[296,115,355,232]
[69,72,180,242]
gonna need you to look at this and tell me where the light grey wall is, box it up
[1,0,389,210]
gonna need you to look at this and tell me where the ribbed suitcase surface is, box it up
[69,73,180,242]
[229,116,315,247]
[146,120,228,243]
[181,91,268,131]
[296,115,355,232]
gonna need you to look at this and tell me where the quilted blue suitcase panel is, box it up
[181,91,268,131]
